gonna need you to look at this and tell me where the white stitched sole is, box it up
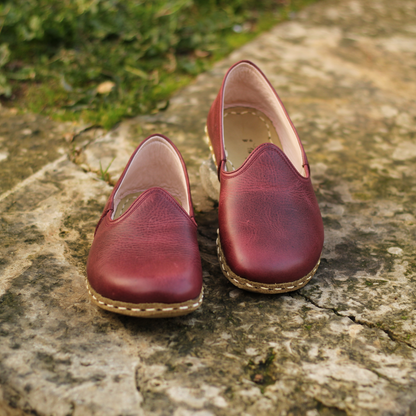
[86,280,204,318]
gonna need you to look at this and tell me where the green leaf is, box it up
[0,72,12,97]
[125,66,148,79]
[0,43,10,68]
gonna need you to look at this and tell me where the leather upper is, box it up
[219,144,324,283]
[207,60,324,283]
[87,135,202,304]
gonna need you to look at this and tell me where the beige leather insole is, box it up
[114,192,182,219]
[223,106,282,171]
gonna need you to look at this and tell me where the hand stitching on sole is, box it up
[216,235,320,294]
[86,281,203,314]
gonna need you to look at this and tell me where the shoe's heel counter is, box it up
[206,91,225,176]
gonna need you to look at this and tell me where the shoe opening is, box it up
[112,136,190,219]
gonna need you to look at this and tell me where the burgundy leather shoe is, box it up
[87,134,203,317]
[206,60,324,293]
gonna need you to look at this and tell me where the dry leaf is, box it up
[97,81,115,94]
[195,50,209,58]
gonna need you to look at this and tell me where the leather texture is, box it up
[87,135,202,304]
[207,60,324,284]
[219,143,323,283]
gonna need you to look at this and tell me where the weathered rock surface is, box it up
[1,0,416,415]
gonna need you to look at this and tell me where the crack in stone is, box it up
[68,126,104,162]
[313,398,347,416]
[349,315,416,351]
[134,363,141,394]
[72,124,103,142]
[199,230,416,351]
[297,292,416,351]
[190,220,416,354]
[66,126,116,185]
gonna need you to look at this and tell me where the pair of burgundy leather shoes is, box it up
[86,60,324,318]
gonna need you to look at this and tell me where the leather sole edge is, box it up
[216,231,320,294]
[86,280,204,318]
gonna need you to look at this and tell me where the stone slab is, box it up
[1,0,416,415]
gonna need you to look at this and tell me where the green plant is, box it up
[98,157,115,183]
[0,0,319,128]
